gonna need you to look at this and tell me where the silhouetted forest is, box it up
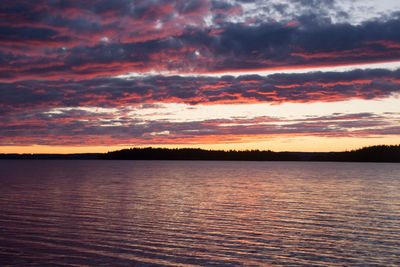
[99,145,400,162]
[1,145,399,162]
[311,145,400,162]
[99,147,300,161]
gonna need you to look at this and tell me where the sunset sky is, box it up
[1,0,400,153]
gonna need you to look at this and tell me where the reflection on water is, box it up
[0,160,400,266]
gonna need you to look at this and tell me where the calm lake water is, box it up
[0,160,400,266]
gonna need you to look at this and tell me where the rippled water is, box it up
[0,160,400,266]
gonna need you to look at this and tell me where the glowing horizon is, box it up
[1,0,400,154]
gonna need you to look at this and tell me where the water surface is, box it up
[0,160,400,266]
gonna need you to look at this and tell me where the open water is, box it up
[0,160,400,266]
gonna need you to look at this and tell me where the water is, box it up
[0,160,400,266]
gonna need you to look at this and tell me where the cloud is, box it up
[1,68,399,113]
[1,109,398,146]
[1,1,400,80]
[1,1,400,147]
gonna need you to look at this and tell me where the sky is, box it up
[1,0,400,153]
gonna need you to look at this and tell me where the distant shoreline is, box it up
[0,145,399,163]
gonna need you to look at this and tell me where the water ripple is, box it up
[1,160,400,266]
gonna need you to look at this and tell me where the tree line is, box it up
[1,145,399,162]
[100,145,400,162]
[99,147,299,161]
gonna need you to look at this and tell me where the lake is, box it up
[0,160,399,266]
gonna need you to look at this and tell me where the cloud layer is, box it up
[1,107,399,146]
[1,0,400,149]
[1,0,400,80]
[1,68,399,113]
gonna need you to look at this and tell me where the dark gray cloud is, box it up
[0,25,71,44]
[0,1,399,79]
[1,109,398,146]
[1,68,399,112]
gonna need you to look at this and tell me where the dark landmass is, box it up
[1,145,399,162]
[99,148,299,161]
[311,145,400,162]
